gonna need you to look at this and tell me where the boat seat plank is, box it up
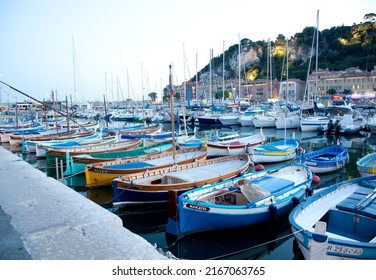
[109,162,156,169]
[336,186,376,219]
[249,176,294,194]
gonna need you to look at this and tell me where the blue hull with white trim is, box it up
[166,163,312,238]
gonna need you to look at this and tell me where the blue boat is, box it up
[166,163,312,238]
[295,144,349,173]
[357,152,376,177]
[289,176,376,260]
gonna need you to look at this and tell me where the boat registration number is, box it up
[305,161,317,166]
[327,245,363,256]
[186,203,210,212]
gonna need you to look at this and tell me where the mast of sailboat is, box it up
[182,44,188,136]
[223,40,225,102]
[52,90,59,135]
[314,10,319,102]
[127,69,130,109]
[65,96,70,134]
[238,34,241,101]
[195,53,199,105]
[169,64,176,163]
[72,36,77,104]
[269,40,273,100]
[285,37,289,144]
[209,49,213,113]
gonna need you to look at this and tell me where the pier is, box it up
[0,146,167,260]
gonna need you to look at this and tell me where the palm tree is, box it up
[148,92,157,102]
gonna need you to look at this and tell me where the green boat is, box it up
[63,139,174,176]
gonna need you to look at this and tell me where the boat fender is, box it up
[269,205,277,222]
[215,197,221,204]
[312,175,321,184]
[292,197,300,207]
[255,164,265,171]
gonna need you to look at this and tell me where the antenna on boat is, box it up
[169,64,176,163]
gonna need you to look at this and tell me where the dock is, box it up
[0,146,167,260]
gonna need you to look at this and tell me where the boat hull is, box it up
[297,145,349,174]
[112,154,250,206]
[289,176,376,260]
[251,139,299,163]
[166,163,312,237]
[356,152,376,177]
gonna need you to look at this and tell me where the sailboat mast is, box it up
[182,44,188,136]
[269,40,273,100]
[169,65,176,162]
[315,10,319,101]
[195,53,198,103]
[238,33,241,100]
[285,38,289,143]
[223,40,225,101]
[209,49,213,111]
[127,69,130,109]
[72,36,77,104]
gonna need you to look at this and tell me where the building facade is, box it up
[307,66,376,100]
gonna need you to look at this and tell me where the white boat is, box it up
[275,114,300,129]
[251,138,299,163]
[218,113,241,126]
[300,116,330,132]
[289,176,376,260]
[356,152,376,177]
[206,132,266,156]
[253,115,276,128]
[238,107,267,127]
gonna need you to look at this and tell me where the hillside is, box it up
[192,13,376,83]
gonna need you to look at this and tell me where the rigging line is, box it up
[0,80,91,131]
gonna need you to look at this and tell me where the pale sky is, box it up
[0,0,374,103]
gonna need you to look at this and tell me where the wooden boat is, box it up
[166,163,312,238]
[289,176,376,260]
[111,153,250,207]
[0,124,46,143]
[295,144,349,173]
[24,130,95,153]
[85,146,208,188]
[357,152,376,177]
[63,139,173,176]
[46,138,142,174]
[8,128,74,146]
[250,138,299,163]
[120,130,173,140]
[33,133,107,158]
[207,132,266,156]
[118,124,160,136]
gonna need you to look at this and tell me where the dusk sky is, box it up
[0,0,374,104]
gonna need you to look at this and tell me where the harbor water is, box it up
[4,122,375,260]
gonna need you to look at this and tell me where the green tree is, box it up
[162,87,169,103]
[327,88,337,95]
[214,90,232,100]
[148,92,157,102]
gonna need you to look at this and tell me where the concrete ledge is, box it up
[0,146,167,260]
